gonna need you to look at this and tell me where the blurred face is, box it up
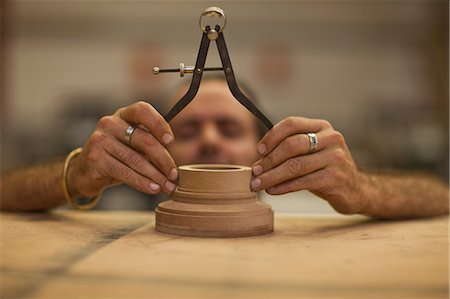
[168,80,259,166]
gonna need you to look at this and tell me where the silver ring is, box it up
[307,132,319,153]
[124,125,136,146]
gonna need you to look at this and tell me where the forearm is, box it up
[360,170,449,219]
[0,160,67,211]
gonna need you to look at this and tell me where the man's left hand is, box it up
[251,116,367,215]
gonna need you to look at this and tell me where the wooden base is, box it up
[155,164,274,238]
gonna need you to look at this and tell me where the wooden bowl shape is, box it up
[155,164,274,237]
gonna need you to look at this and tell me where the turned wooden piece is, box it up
[155,164,274,237]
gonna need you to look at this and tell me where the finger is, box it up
[109,118,178,181]
[117,101,174,146]
[251,150,329,191]
[252,130,332,176]
[257,117,332,156]
[103,137,176,193]
[265,169,326,195]
[98,149,163,195]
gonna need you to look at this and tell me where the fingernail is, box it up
[149,183,160,192]
[169,168,178,181]
[252,165,263,176]
[162,133,174,145]
[251,178,261,190]
[165,181,176,192]
[258,143,267,155]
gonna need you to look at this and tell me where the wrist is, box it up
[66,154,84,199]
[356,172,380,217]
[61,147,102,210]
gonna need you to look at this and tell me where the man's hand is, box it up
[251,116,367,215]
[67,101,178,198]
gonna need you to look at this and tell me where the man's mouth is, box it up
[192,157,233,165]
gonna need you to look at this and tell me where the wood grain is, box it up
[1,211,447,299]
[155,164,274,237]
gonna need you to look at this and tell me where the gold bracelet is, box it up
[61,147,101,210]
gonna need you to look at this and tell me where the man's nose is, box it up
[200,123,221,144]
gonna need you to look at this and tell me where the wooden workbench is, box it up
[1,211,448,299]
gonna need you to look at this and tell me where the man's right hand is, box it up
[67,101,178,198]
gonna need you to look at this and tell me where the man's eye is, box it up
[220,124,243,139]
[175,127,198,141]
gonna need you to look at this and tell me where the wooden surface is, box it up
[0,211,448,299]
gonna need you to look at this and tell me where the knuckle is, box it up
[283,136,295,150]
[134,100,150,111]
[120,167,133,181]
[330,148,345,162]
[89,131,108,145]
[283,136,300,155]
[113,107,124,117]
[264,154,276,168]
[153,118,166,133]
[121,150,143,167]
[130,101,151,121]
[97,116,114,130]
[86,147,101,163]
[287,158,306,175]
[327,167,345,182]
[142,133,158,148]
[284,116,297,128]
[320,119,333,129]
[331,130,346,146]
[143,111,164,133]
[134,106,147,120]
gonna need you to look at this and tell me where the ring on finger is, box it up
[306,132,319,153]
[124,125,136,146]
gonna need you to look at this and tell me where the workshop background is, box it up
[1,1,448,212]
